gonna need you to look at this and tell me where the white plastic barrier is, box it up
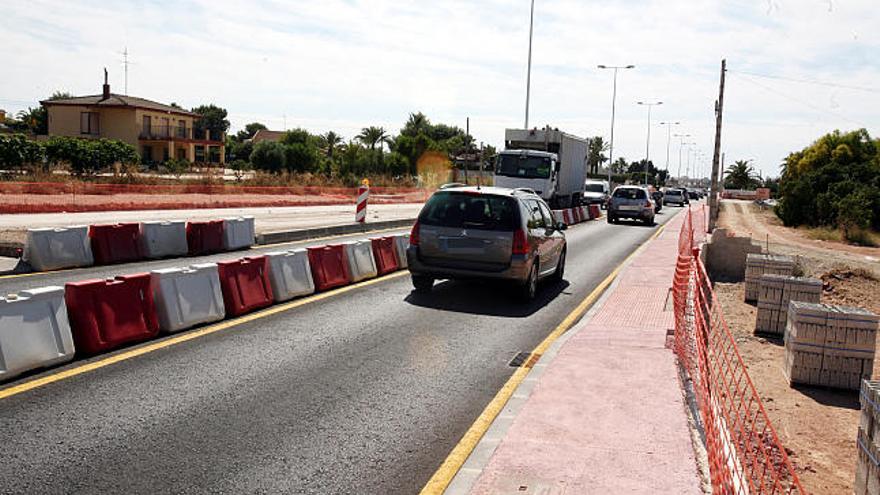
[265,248,315,302]
[151,263,225,333]
[223,216,255,251]
[0,286,75,382]
[23,226,94,271]
[393,234,410,269]
[343,240,378,282]
[140,221,188,259]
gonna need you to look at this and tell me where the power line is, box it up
[728,69,879,94]
[731,72,868,128]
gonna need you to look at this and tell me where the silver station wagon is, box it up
[407,186,567,301]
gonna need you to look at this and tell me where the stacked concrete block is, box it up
[755,275,822,335]
[744,253,796,302]
[855,380,880,495]
[785,301,878,390]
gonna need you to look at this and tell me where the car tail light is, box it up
[410,220,420,246]
[511,229,529,255]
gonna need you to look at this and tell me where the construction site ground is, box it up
[716,199,880,495]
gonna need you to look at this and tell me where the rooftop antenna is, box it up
[119,47,134,95]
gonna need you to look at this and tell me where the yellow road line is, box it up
[418,222,668,495]
[0,270,408,400]
[0,226,411,281]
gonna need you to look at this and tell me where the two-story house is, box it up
[41,73,225,165]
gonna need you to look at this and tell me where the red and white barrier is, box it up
[356,183,369,223]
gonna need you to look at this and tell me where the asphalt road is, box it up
[0,206,683,495]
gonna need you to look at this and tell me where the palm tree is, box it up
[724,160,758,190]
[357,126,389,152]
[402,112,430,137]
[323,131,343,159]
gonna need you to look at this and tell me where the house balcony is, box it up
[139,125,223,143]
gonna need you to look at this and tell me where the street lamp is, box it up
[598,64,635,185]
[659,121,680,175]
[637,100,663,185]
[524,0,535,129]
[676,138,697,180]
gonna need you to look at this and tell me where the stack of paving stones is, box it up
[755,274,822,335]
[856,380,880,495]
[785,301,878,390]
[744,253,796,302]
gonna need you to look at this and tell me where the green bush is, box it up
[162,158,190,178]
[250,141,286,173]
[777,129,880,233]
[0,134,45,172]
[44,137,138,177]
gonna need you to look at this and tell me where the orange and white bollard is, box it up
[355,179,369,223]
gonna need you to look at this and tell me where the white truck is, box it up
[494,127,589,209]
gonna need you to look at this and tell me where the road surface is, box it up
[0,207,683,494]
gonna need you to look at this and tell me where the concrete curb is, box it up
[255,218,416,245]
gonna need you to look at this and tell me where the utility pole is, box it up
[119,47,132,95]
[674,134,691,183]
[524,0,535,129]
[709,59,726,231]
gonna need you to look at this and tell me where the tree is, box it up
[357,126,389,151]
[323,131,343,160]
[249,141,286,173]
[401,112,430,137]
[191,104,230,141]
[610,157,628,174]
[775,129,880,232]
[587,136,609,174]
[44,137,138,177]
[234,122,267,142]
[724,160,759,190]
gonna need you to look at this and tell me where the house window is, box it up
[177,119,186,138]
[80,112,99,135]
[142,145,152,163]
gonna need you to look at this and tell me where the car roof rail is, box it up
[512,187,537,195]
[439,182,467,189]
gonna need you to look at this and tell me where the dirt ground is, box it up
[715,200,880,495]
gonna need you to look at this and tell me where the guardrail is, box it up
[673,206,805,494]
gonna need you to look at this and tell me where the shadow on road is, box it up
[404,279,571,317]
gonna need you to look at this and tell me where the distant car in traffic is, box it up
[663,188,687,206]
[583,179,610,208]
[607,186,655,226]
[407,186,567,301]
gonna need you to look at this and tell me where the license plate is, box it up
[619,205,641,211]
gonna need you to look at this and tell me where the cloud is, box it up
[1,0,877,177]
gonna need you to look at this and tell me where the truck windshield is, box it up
[585,184,605,193]
[495,154,551,179]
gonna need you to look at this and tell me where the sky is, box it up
[1,0,878,178]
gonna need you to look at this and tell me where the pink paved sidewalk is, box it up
[467,213,703,494]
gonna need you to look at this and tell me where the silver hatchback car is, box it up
[407,186,567,301]
[607,185,656,225]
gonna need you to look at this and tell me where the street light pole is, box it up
[598,64,634,186]
[674,134,691,182]
[524,0,535,129]
[659,121,680,176]
[637,100,662,185]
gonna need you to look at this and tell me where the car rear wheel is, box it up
[412,275,434,293]
[607,215,616,224]
[551,249,566,282]
[519,263,538,302]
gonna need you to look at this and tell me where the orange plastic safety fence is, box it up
[673,208,805,494]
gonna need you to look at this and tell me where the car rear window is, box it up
[612,188,646,200]
[419,192,519,231]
